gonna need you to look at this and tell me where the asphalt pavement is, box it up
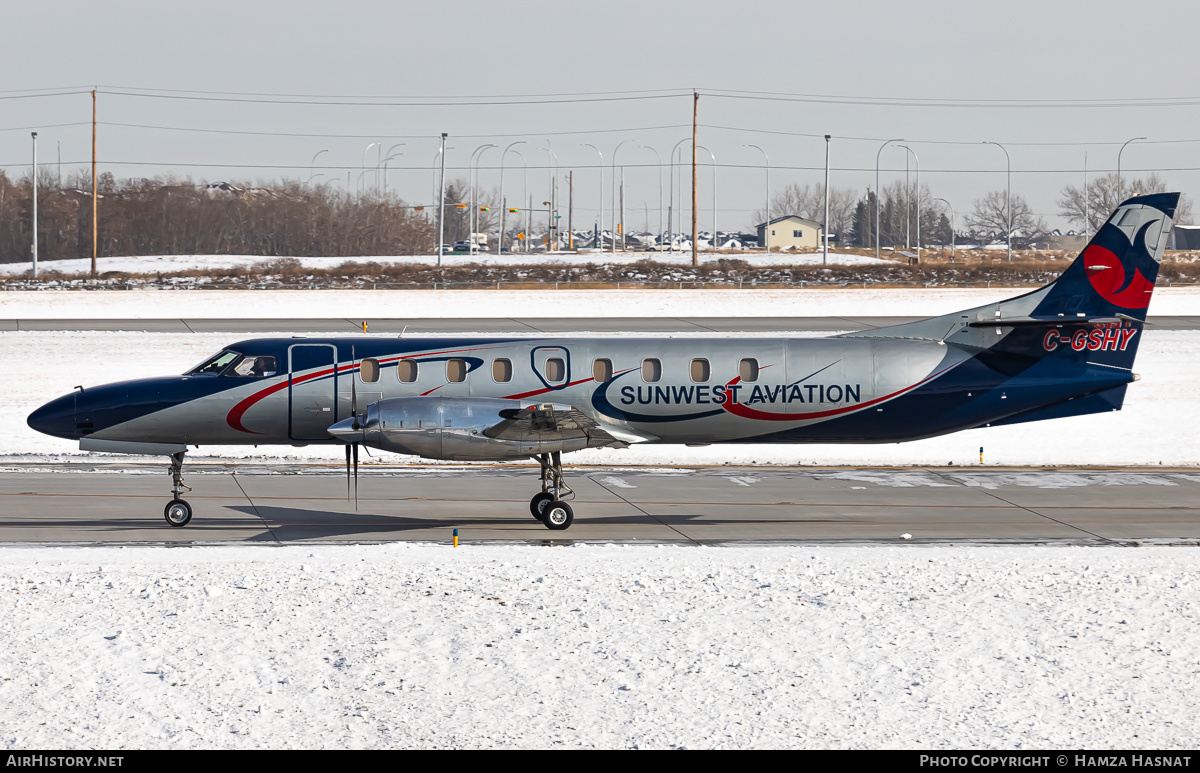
[1,463,1197,545]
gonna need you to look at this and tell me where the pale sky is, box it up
[4,0,1200,234]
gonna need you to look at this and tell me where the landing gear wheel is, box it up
[164,499,192,528]
[530,492,554,520]
[543,500,573,531]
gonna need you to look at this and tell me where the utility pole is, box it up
[568,171,574,250]
[437,133,447,267]
[691,91,698,267]
[91,88,97,277]
[31,132,38,278]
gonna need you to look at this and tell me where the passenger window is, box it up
[690,358,710,383]
[493,358,513,382]
[593,358,613,382]
[359,358,380,383]
[229,355,278,378]
[739,358,759,383]
[447,358,467,383]
[397,360,418,383]
[642,358,662,383]
[545,358,566,383]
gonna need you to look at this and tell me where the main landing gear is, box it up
[163,451,193,527]
[530,451,574,531]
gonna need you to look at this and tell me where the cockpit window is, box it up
[188,350,241,375]
[228,355,278,378]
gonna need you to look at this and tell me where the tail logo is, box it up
[1082,220,1159,310]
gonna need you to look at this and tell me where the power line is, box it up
[9,159,1200,175]
[99,88,692,107]
[96,84,692,100]
[96,121,691,140]
[0,122,90,133]
[701,124,1200,148]
[702,87,1200,109]
[0,89,92,102]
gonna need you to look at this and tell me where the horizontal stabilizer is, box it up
[968,315,1124,328]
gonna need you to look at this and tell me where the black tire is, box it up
[530,492,554,520]
[164,499,192,528]
[543,500,573,531]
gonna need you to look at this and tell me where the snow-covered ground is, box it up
[2,286,1199,320]
[1,543,1196,749]
[0,250,892,277]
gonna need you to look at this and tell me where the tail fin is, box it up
[1030,191,1178,322]
[841,193,1179,371]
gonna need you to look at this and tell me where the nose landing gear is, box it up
[164,451,193,527]
[530,451,574,530]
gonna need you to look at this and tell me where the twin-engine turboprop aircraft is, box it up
[28,193,1179,530]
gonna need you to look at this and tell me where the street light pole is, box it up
[31,131,37,278]
[696,145,716,253]
[875,138,904,259]
[381,151,404,198]
[380,143,405,196]
[1117,136,1147,203]
[612,139,637,254]
[983,141,1012,261]
[361,142,379,199]
[437,133,447,266]
[469,143,497,253]
[899,145,919,262]
[309,149,329,184]
[669,137,690,252]
[509,150,528,252]
[639,144,663,250]
[582,144,603,250]
[499,141,526,256]
[744,144,769,253]
[935,197,955,261]
[540,144,559,250]
[823,135,831,265]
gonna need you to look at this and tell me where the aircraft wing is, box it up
[483,402,656,447]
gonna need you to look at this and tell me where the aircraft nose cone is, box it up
[27,392,79,440]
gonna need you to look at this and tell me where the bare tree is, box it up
[1058,173,1192,234]
[0,170,435,264]
[967,191,1046,240]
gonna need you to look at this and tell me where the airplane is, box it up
[26,193,1179,530]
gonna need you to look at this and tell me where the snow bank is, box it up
[1,543,1196,749]
[0,251,892,277]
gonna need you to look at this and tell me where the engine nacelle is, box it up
[354,396,594,461]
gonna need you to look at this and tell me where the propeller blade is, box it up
[352,443,359,510]
[345,443,352,501]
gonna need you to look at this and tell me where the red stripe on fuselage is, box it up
[502,376,595,400]
[224,343,508,434]
[720,361,960,422]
